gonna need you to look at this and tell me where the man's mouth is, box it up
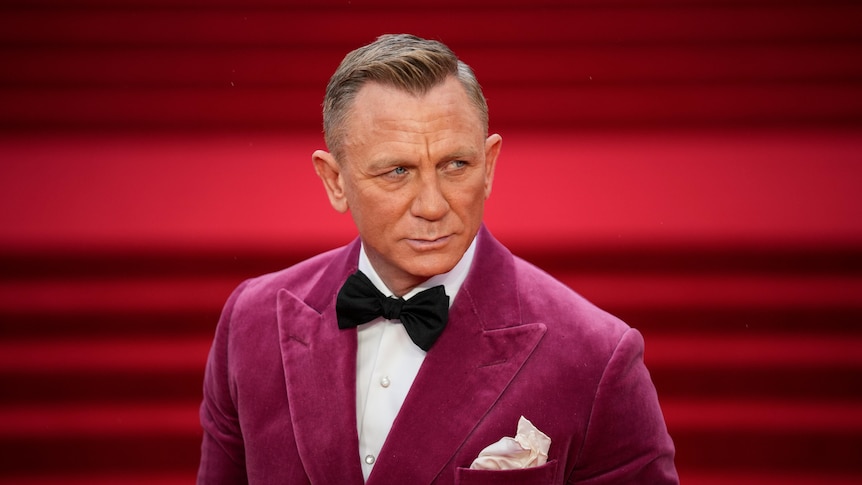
[405,235,452,251]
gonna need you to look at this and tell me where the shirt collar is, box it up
[358,235,477,307]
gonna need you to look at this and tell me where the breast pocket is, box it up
[455,459,558,485]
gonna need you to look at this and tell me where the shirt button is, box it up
[380,376,391,388]
[364,454,376,465]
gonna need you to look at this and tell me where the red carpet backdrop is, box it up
[1,0,861,483]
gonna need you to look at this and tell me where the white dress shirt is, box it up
[355,237,476,481]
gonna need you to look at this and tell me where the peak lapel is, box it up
[276,241,365,485]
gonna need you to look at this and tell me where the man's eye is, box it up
[392,167,408,175]
[450,160,467,169]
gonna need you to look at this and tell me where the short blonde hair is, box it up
[322,34,489,161]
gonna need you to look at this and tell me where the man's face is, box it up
[313,76,502,295]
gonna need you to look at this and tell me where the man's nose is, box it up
[410,174,449,221]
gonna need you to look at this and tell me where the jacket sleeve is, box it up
[569,328,679,484]
[197,280,250,485]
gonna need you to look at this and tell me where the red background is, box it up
[1,1,861,483]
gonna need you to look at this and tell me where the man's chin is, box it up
[403,254,460,280]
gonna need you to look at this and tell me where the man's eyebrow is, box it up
[366,157,411,171]
[439,149,478,161]
[365,149,478,169]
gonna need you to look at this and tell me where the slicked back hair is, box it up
[322,34,489,161]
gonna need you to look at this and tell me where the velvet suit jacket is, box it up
[198,226,678,484]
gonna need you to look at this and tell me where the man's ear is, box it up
[312,150,349,213]
[482,134,502,199]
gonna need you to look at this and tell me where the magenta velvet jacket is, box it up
[198,226,678,484]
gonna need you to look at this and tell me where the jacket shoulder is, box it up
[229,243,354,314]
[512,255,631,349]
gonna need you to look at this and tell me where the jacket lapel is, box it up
[368,227,547,484]
[276,241,365,485]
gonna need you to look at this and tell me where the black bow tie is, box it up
[336,271,449,351]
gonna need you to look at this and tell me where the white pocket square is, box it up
[469,416,551,470]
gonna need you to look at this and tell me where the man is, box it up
[198,34,677,484]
